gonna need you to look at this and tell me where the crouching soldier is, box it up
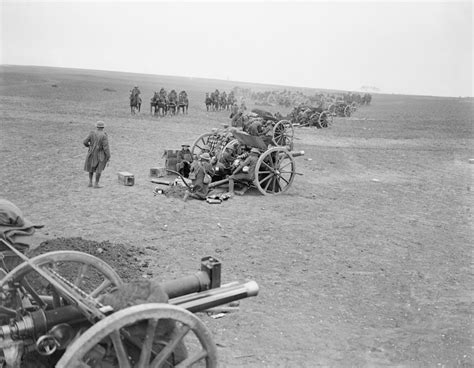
[227,147,260,196]
[213,145,236,180]
[183,153,215,201]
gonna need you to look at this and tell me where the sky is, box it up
[1,0,472,97]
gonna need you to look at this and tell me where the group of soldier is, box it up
[150,88,189,116]
[174,132,262,202]
[205,89,237,112]
[129,86,189,116]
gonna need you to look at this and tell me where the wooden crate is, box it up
[150,167,167,178]
[117,171,135,186]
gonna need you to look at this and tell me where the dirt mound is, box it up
[30,237,146,282]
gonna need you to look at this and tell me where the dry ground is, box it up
[0,66,473,367]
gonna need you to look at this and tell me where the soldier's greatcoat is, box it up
[83,130,110,173]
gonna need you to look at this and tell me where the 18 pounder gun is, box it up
[0,238,258,368]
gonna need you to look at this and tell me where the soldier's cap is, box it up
[202,145,211,151]
[181,144,190,147]
[250,148,260,154]
[200,153,211,161]
[96,121,105,128]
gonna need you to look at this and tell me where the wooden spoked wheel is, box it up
[0,251,123,310]
[56,303,218,368]
[219,138,240,161]
[318,110,332,128]
[272,120,294,150]
[191,133,213,158]
[254,147,296,195]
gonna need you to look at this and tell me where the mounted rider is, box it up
[130,85,141,99]
[159,88,167,99]
[178,90,188,106]
[151,91,159,104]
[168,89,178,104]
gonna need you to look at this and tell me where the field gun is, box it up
[0,238,259,367]
[208,130,305,195]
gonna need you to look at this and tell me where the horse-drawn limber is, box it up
[0,237,258,367]
[190,121,303,195]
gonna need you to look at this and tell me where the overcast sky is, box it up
[1,0,472,97]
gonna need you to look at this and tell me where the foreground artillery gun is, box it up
[0,238,259,367]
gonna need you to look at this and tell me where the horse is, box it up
[166,97,178,115]
[178,95,189,114]
[227,94,236,110]
[219,95,227,111]
[205,95,213,111]
[211,92,219,111]
[130,93,141,114]
[151,96,168,117]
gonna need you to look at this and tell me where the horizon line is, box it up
[1,64,472,99]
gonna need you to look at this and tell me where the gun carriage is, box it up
[191,127,304,196]
[0,238,258,367]
[289,105,333,128]
[327,101,357,118]
[191,117,295,161]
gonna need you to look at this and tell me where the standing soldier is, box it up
[83,121,111,188]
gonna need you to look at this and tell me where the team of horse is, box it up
[205,90,236,112]
[130,87,241,116]
[149,89,189,117]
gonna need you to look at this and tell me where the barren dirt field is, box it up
[0,65,472,367]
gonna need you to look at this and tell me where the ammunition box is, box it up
[150,167,167,178]
[117,171,135,186]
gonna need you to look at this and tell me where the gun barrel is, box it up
[160,271,211,299]
[169,280,259,313]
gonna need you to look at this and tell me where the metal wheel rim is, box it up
[56,303,218,368]
[191,133,213,157]
[0,251,123,307]
[255,147,296,195]
[219,139,240,161]
[272,120,294,150]
[318,110,331,127]
[344,105,351,117]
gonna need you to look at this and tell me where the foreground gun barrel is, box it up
[160,272,211,299]
[169,280,259,313]
[0,281,258,341]
[159,256,221,298]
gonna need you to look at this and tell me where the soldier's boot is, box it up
[94,173,103,189]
